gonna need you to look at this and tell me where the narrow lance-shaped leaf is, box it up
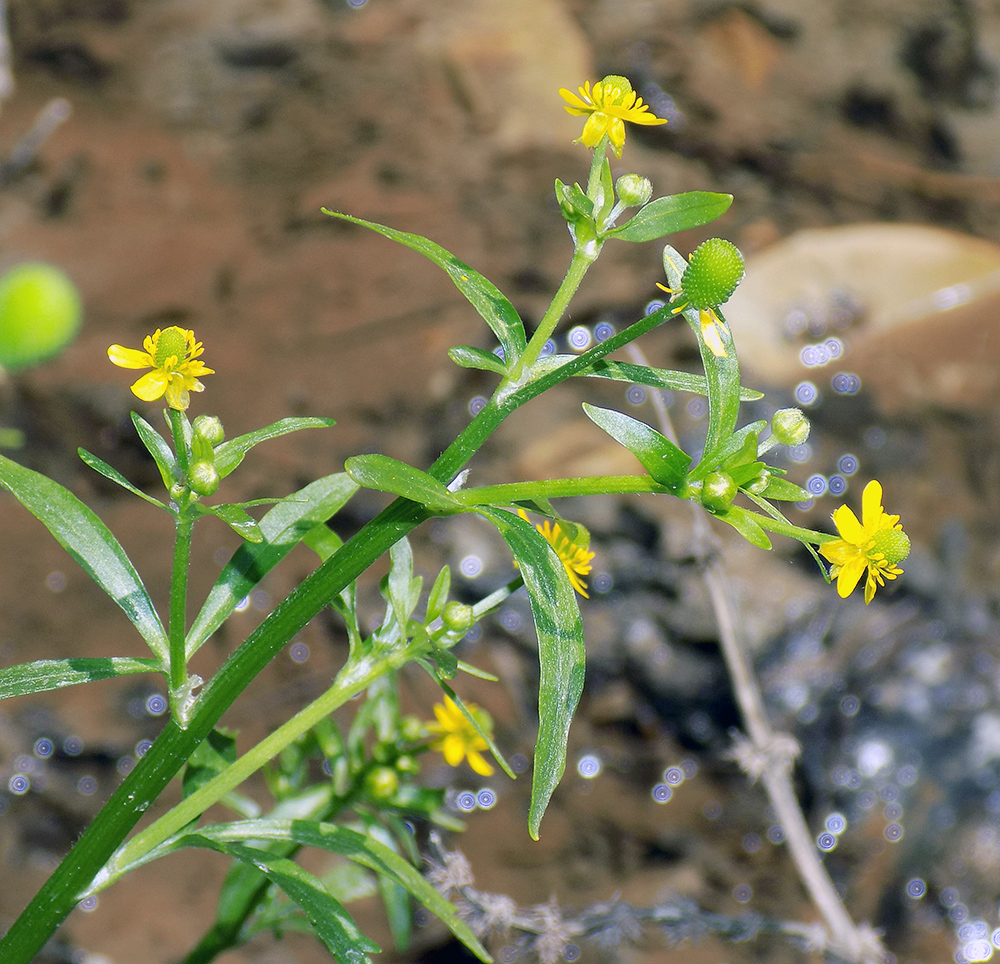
[0,454,168,661]
[78,449,167,509]
[583,403,690,492]
[345,455,463,513]
[573,358,763,400]
[477,507,584,840]
[605,191,733,242]
[0,657,162,701]
[447,345,508,375]
[177,835,379,964]
[187,474,358,658]
[321,210,526,366]
[213,417,335,479]
[131,411,178,490]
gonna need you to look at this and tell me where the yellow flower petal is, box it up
[108,344,154,369]
[130,370,169,401]
[108,325,212,411]
[861,480,883,530]
[830,504,865,546]
[467,750,495,777]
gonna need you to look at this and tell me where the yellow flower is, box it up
[427,696,494,777]
[819,480,910,605]
[559,75,667,157]
[107,326,213,411]
[518,509,595,598]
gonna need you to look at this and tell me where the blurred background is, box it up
[3,0,1000,961]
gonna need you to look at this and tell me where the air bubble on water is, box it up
[733,883,752,903]
[499,608,522,632]
[626,384,647,405]
[825,337,844,358]
[828,475,847,496]
[768,824,785,844]
[864,427,885,449]
[857,739,893,776]
[743,833,761,853]
[806,474,827,496]
[831,765,850,785]
[563,944,581,962]
[703,800,722,819]
[468,396,488,416]
[884,823,903,842]
[45,571,66,592]
[838,454,859,475]
[146,694,166,716]
[289,641,309,662]
[540,339,556,356]
[493,346,505,360]
[33,738,54,759]
[646,300,666,315]
[117,757,135,776]
[840,695,860,716]
[687,397,707,418]
[898,765,918,786]
[784,308,809,337]
[77,896,98,912]
[664,766,685,786]
[511,754,529,774]
[963,939,993,962]
[652,783,672,803]
[568,326,591,350]
[476,788,496,810]
[593,572,613,593]
[455,791,476,812]
[880,783,899,803]
[63,736,83,756]
[460,555,482,578]
[251,590,270,611]
[941,887,960,907]
[885,803,903,820]
[595,321,615,342]
[787,443,812,463]
[577,754,601,779]
[826,812,847,835]
[832,372,861,395]
[680,759,697,778]
[952,904,970,924]
[906,878,926,898]
[858,790,877,808]
[794,381,819,406]
[817,832,837,851]
[135,740,153,758]
[8,774,29,795]
[235,595,251,613]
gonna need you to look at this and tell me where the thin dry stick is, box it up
[627,344,882,964]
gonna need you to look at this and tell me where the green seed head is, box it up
[681,238,745,310]
[873,529,910,566]
[153,327,188,369]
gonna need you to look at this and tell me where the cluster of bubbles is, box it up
[651,759,697,804]
[816,811,848,852]
[449,787,498,813]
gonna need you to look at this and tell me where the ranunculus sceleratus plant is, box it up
[0,74,907,964]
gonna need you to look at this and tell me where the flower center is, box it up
[597,74,632,107]
[872,529,910,565]
[154,327,188,369]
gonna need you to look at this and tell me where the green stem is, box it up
[168,518,193,698]
[168,407,191,478]
[512,248,597,378]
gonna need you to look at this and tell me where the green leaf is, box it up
[184,819,490,962]
[715,505,772,549]
[575,359,763,400]
[187,474,358,658]
[477,507,584,840]
[183,728,238,799]
[78,449,167,509]
[447,345,507,375]
[321,209,526,366]
[0,454,169,661]
[605,191,733,242]
[692,420,767,482]
[582,403,690,492]
[0,657,161,701]
[759,477,810,501]
[554,178,594,220]
[595,158,615,225]
[345,455,463,513]
[386,538,422,630]
[425,566,451,623]
[179,834,380,964]
[131,412,178,491]
[213,418,335,479]
[197,503,264,543]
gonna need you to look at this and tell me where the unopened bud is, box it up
[188,460,219,496]
[701,470,737,512]
[615,174,652,207]
[192,414,225,446]
[441,601,475,634]
[771,408,810,447]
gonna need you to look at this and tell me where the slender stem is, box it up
[168,518,193,697]
[512,248,598,378]
[167,407,190,477]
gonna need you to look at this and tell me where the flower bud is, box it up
[188,460,220,497]
[400,715,424,743]
[771,408,810,446]
[700,470,737,512]
[615,173,652,207]
[364,766,399,801]
[192,414,225,446]
[441,601,475,634]
[169,482,187,502]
